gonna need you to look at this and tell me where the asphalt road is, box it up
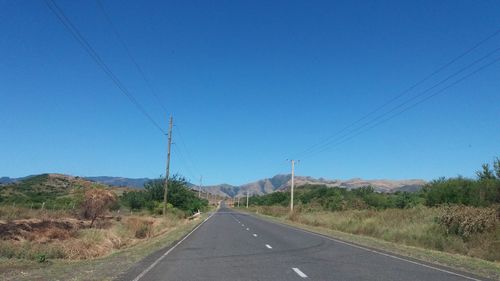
[119,205,487,281]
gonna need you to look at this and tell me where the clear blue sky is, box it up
[1,0,499,185]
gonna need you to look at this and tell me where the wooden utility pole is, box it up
[246,191,249,208]
[163,116,173,216]
[290,159,296,212]
[198,176,202,198]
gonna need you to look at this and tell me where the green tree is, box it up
[476,164,495,180]
[493,157,500,178]
[143,175,208,214]
[121,191,147,210]
[144,178,164,201]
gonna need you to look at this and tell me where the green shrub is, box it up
[37,253,47,263]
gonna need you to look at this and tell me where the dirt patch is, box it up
[0,219,86,243]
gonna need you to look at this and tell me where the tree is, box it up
[476,164,495,180]
[122,191,147,210]
[144,178,164,201]
[81,188,117,228]
[494,157,500,179]
[142,174,208,214]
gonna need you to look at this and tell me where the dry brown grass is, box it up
[125,217,154,238]
[251,205,500,262]
[0,206,76,221]
[0,207,184,261]
[438,205,497,239]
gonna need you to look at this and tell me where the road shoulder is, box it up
[236,208,500,280]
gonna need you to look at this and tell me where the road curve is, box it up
[117,206,488,281]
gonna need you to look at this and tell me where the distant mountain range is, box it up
[202,174,426,197]
[1,174,426,197]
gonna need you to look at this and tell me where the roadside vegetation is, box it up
[120,175,208,215]
[0,173,210,280]
[242,158,500,264]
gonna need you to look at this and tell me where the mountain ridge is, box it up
[2,174,426,197]
[201,174,426,197]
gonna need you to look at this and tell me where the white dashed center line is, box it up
[292,268,308,278]
[265,244,272,249]
[253,234,258,237]
[246,228,249,231]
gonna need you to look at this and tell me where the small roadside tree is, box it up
[81,188,117,228]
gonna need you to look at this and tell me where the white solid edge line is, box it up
[292,267,308,278]
[253,234,258,237]
[267,218,483,281]
[265,244,272,249]
[131,212,216,281]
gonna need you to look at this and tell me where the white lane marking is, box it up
[265,244,272,249]
[292,268,308,278]
[131,212,215,281]
[261,217,483,281]
[253,233,258,237]
[242,224,245,226]
[246,228,249,231]
[231,216,241,224]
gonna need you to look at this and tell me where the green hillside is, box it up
[0,174,106,209]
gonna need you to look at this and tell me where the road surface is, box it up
[118,206,487,281]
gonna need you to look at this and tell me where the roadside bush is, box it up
[81,188,117,227]
[121,191,148,210]
[135,223,153,238]
[37,253,47,263]
[125,217,153,239]
[147,201,168,215]
[438,205,497,239]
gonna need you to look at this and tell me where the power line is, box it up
[96,0,204,182]
[96,1,205,180]
[299,45,500,158]
[45,0,166,135]
[293,29,500,159]
[96,0,206,183]
[174,125,201,176]
[95,0,169,115]
[302,54,500,160]
[172,143,198,181]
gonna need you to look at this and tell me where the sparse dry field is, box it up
[0,206,208,280]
